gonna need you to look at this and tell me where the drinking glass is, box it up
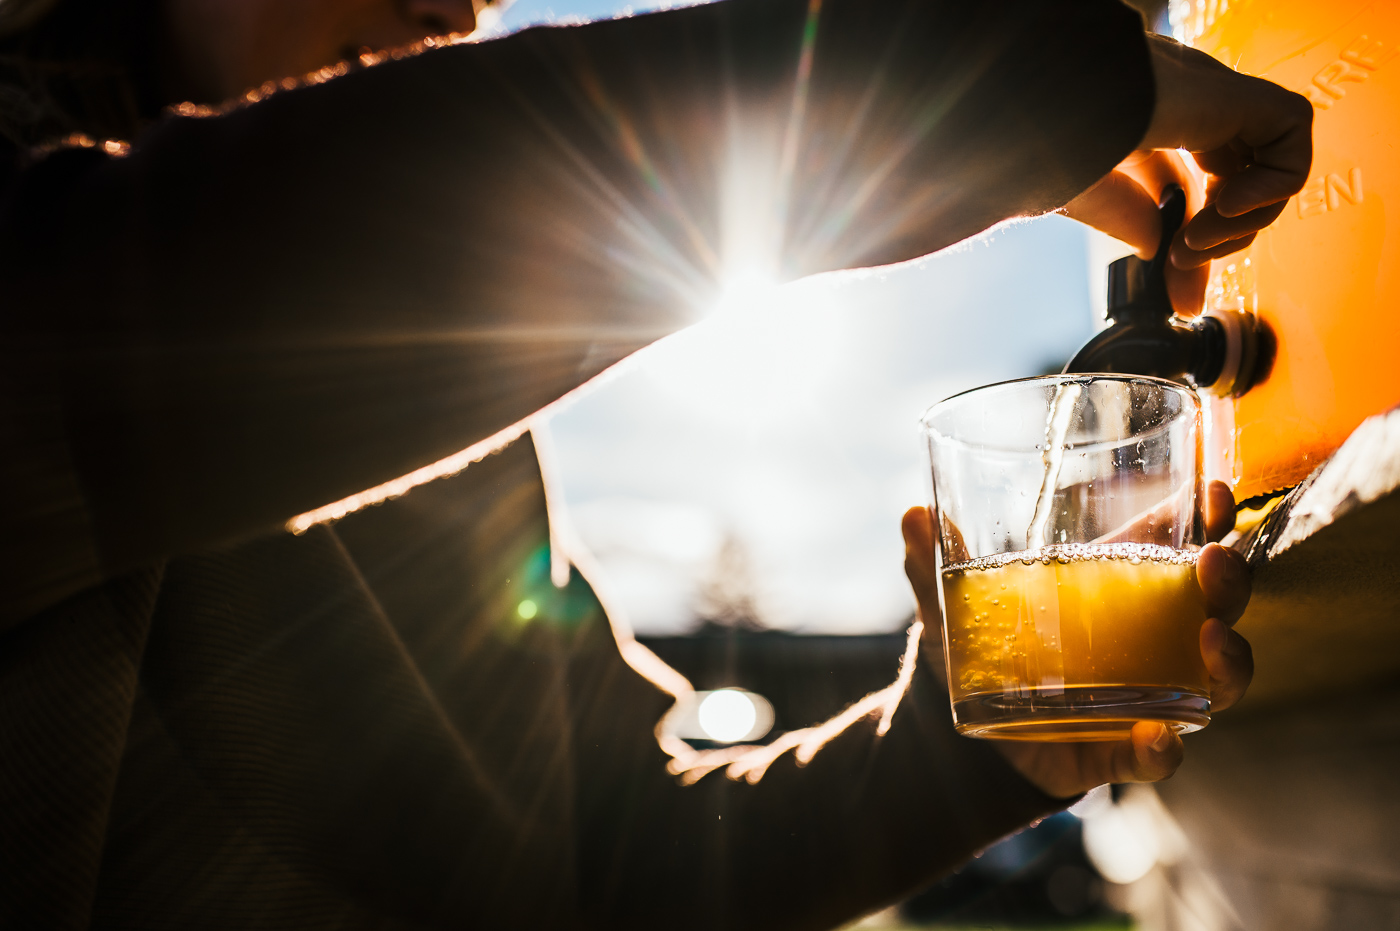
[921,374,1208,741]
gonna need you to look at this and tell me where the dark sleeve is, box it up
[0,0,1153,622]
[566,609,1071,931]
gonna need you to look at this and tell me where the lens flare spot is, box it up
[698,689,759,743]
[516,599,538,620]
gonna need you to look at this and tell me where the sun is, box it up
[640,274,848,426]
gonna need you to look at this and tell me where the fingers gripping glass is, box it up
[921,375,1209,742]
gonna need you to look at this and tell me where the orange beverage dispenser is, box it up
[1175,0,1400,504]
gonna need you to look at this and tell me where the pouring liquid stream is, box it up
[1025,383,1083,550]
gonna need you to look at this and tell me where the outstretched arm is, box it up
[0,0,1154,623]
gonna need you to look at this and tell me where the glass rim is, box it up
[919,372,1199,435]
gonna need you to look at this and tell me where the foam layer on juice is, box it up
[942,543,1207,699]
[947,542,1199,574]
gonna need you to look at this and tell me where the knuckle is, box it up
[1287,91,1315,124]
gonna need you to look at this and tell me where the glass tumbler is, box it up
[921,375,1209,741]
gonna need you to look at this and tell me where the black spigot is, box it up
[1064,184,1269,396]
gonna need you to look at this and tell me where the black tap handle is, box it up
[1146,183,1186,289]
[1105,184,1186,324]
[1065,183,1233,387]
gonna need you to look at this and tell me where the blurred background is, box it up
[484,0,1166,927]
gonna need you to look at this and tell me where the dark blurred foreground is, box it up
[641,625,1131,927]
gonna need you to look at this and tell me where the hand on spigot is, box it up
[1060,33,1313,317]
[901,481,1254,800]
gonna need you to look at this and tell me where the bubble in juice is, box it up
[941,543,1208,702]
